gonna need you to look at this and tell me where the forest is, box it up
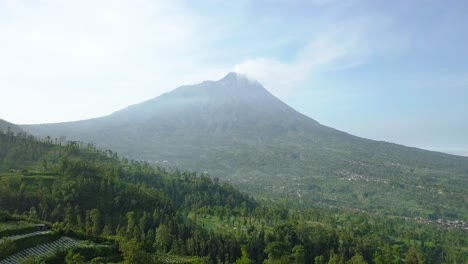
[0,129,466,263]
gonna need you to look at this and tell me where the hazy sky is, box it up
[0,0,467,155]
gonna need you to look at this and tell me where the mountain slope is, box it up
[0,118,24,134]
[2,128,466,264]
[22,73,468,219]
[0,127,256,263]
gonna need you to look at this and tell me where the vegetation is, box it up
[0,220,36,237]
[0,130,466,263]
[0,118,24,135]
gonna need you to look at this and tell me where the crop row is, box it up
[0,236,80,264]
[0,231,51,242]
[0,221,35,232]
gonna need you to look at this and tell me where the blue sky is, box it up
[0,0,467,155]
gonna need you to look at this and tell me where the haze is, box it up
[1,0,467,155]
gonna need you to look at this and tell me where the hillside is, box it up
[0,129,466,263]
[0,129,254,263]
[22,72,468,220]
[0,118,23,135]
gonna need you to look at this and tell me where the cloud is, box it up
[0,0,232,123]
[0,0,410,123]
[233,10,410,97]
[233,25,365,96]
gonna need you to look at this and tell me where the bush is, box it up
[0,210,12,221]
[0,239,17,259]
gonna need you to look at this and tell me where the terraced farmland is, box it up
[0,231,51,242]
[0,236,81,264]
[0,221,36,238]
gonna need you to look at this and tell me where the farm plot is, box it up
[0,236,81,264]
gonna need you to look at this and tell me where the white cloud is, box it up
[0,0,408,123]
[0,0,229,124]
[233,25,366,96]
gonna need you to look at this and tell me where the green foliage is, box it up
[65,250,85,264]
[265,241,289,261]
[0,238,17,259]
[0,220,36,237]
[291,245,306,264]
[67,243,119,262]
[120,238,151,264]
[89,209,102,237]
[346,254,367,264]
[0,210,13,221]
[0,131,466,264]
[0,129,54,172]
[373,244,394,264]
[154,224,172,253]
[405,245,425,264]
[235,246,251,264]
[0,119,24,135]
[328,254,345,264]
[19,256,41,264]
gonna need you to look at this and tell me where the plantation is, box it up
[0,236,81,263]
[0,216,121,263]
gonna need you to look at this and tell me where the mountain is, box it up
[0,118,24,134]
[22,72,468,219]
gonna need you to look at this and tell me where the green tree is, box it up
[85,210,93,236]
[0,239,17,259]
[65,250,85,264]
[292,245,306,264]
[120,238,151,264]
[154,224,172,253]
[374,244,393,264]
[64,204,74,231]
[126,211,136,238]
[392,245,402,264]
[236,246,252,264]
[347,254,367,264]
[102,224,113,236]
[90,257,105,264]
[28,206,38,220]
[90,208,102,236]
[314,256,325,264]
[264,241,288,260]
[76,213,84,232]
[42,159,48,172]
[328,254,345,264]
[405,245,424,264]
